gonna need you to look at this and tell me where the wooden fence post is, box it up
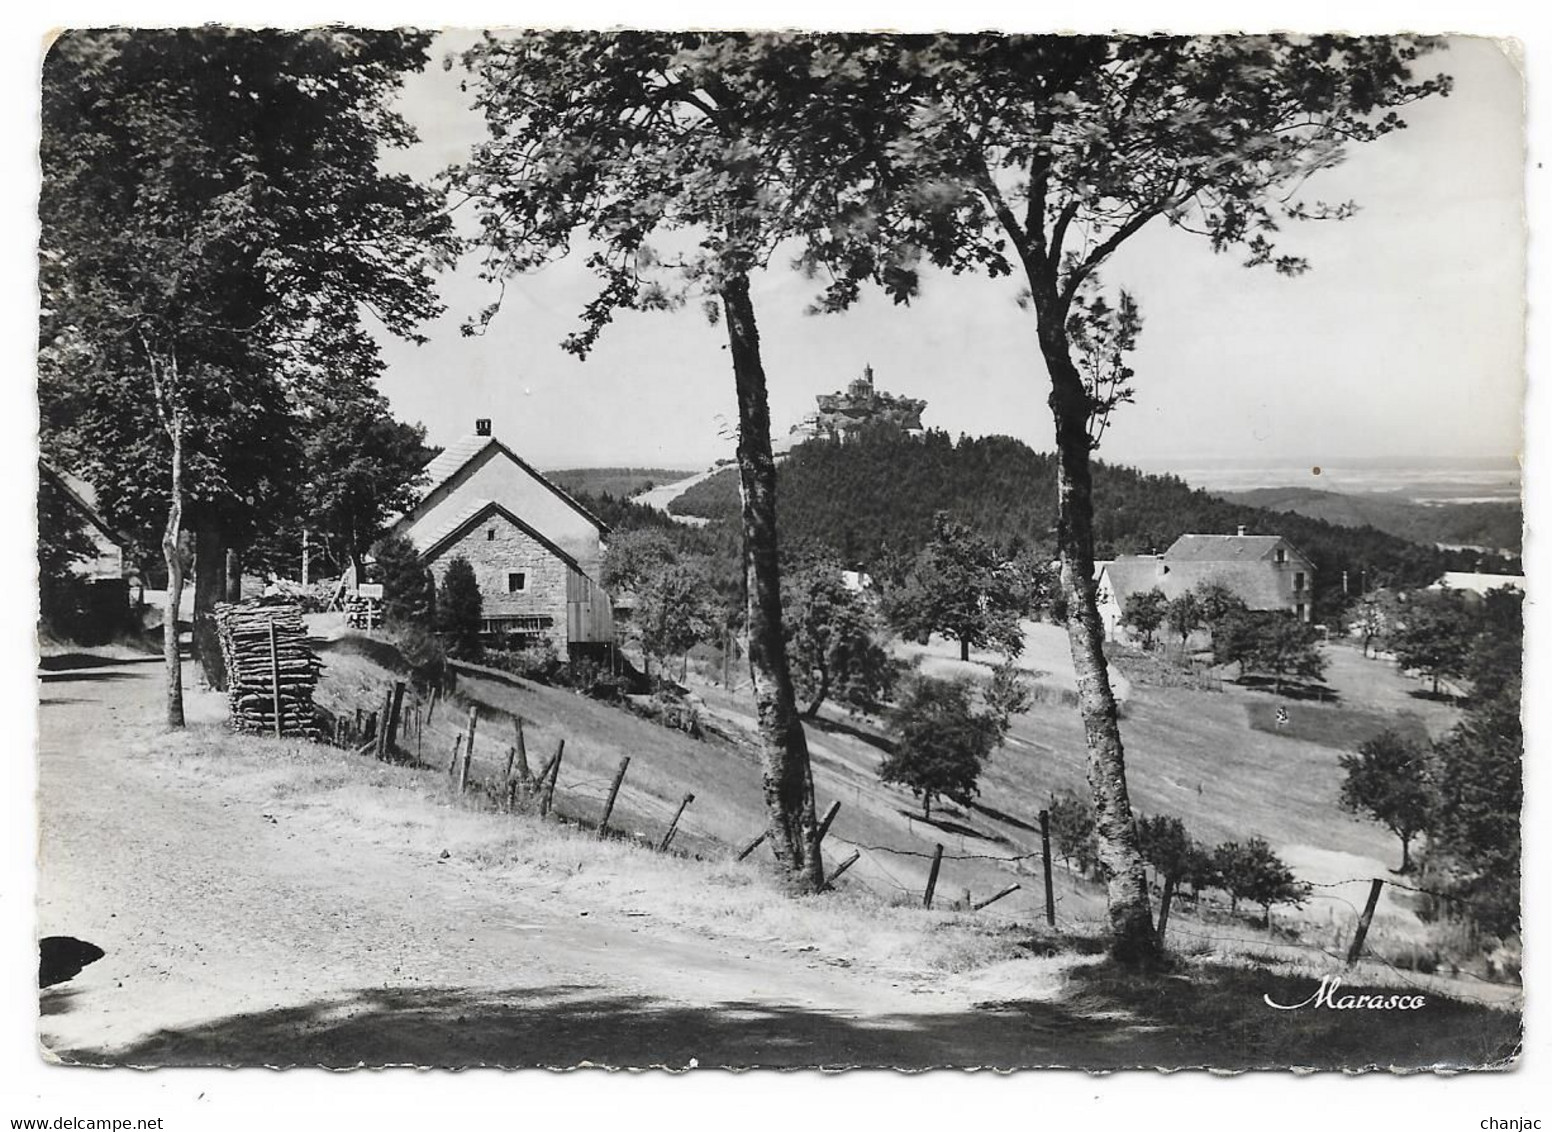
[814,800,841,845]
[383,682,406,760]
[823,850,861,889]
[659,792,695,853]
[267,620,282,738]
[455,705,478,793]
[538,740,564,817]
[375,687,394,759]
[448,733,463,777]
[1040,809,1056,928]
[513,717,532,790]
[923,843,945,910]
[1156,874,1177,941]
[735,831,768,862]
[598,756,631,839]
[1346,878,1386,967]
[973,883,1021,911]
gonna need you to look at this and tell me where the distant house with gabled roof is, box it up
[385,420,615,653]
[39,459,130,584]
[1096,526,1315,640]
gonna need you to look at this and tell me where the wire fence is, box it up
[314,675,1519,1000]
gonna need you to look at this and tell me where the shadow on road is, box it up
[38,671,144,685]
[50,962,1520,1071]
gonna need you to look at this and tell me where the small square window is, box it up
[508,571,526,593]
[487,528,496,540]
[1275,548,1286,564]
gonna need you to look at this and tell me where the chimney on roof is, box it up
[475,418,492,437]
[1236,524,1247,537]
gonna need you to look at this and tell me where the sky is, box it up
[372,34,1527,476]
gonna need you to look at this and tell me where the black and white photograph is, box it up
[12,5,1544,1111]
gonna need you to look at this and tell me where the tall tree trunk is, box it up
[721,271,823,893]
[803,665,830,719]
[193,522,227,691]
[1036,308,1159,967]
[162,422,186,729]
[960,638,970,662]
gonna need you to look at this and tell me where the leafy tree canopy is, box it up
[781,556,898,717]
[1339,729,1435,873]
[1121,588,1168,649]
[884,512,1038,661]
[879,671,1024,820]
[1213,609,1328,693]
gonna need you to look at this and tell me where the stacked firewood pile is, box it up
[344,595,382,630]
[214,600,322,738]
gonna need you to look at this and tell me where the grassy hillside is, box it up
[668,430,1473,614]
[307,620,1519,1006]
[1218,486,1522,554]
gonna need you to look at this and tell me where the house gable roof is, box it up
[1100,554,1306,611]
[414,498,583,575]
[409,435,608,535]
[39,459,127,548]
[1163,534,1304,564]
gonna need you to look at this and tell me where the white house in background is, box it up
[1096,527,1316,639]
[384,419,615,653]
[1428,571,1525,599]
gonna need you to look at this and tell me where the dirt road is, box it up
[36,663,1517,1071]
[33,663,1077,1069]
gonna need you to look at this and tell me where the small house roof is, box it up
[410,434,607,534]
[1163,534,1295,563]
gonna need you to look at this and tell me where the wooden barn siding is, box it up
[566,569,615,645]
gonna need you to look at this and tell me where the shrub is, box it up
[374,533,436,629]
[390,622,447,691]
[436,555,484,660]
[1212,837,1309,923]
[488,639,562,683]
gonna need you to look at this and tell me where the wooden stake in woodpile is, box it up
[214,601,321,739]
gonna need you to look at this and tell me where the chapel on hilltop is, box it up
[784,365,927,449]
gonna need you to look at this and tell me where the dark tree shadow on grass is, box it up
[804,713,895,755]
[896,810,995,841]
[52,966,1518,1071]
[1235,676,1339,703]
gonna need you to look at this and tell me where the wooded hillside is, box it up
[668,430,1491,615]
[1216,486,1522,554]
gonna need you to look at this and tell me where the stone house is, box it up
[1096,527,1316,640]
[389,421,614,653]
